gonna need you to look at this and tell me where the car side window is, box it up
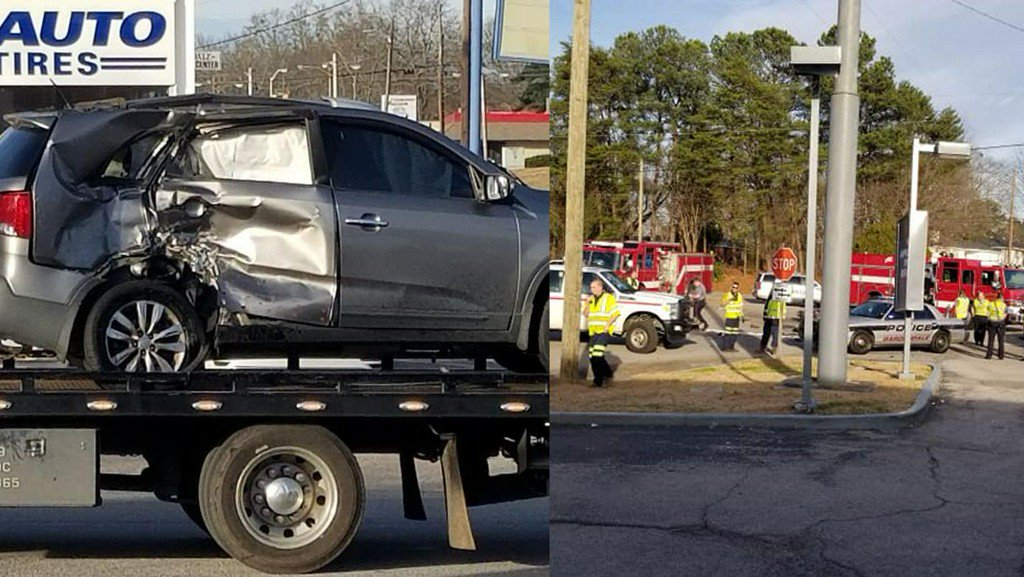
[96,132,171,183]
[549,271,564,294]
[322,121,474,199]
[168,122,314,185]
[914,308,935,320]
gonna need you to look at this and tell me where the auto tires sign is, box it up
[0,1,176,86]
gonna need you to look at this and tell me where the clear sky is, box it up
[549,0,1024,162]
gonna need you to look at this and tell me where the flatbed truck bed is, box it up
[0,363,549,574]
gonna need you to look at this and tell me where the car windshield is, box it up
[851,300,892,319]
[584,250,619,270]
[601,271,635,293]
[1004,269,1024,290]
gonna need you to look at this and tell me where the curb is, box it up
[551,365,942,430]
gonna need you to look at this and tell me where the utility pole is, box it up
[384,15,395,112]
[1010,167,1017,264]
[638,157,644,243]
[467,0,483,154]
[247,67,253,96]
[460,0,471,146]
[817,0,861,388]
[558,0,591,383]
[437,3,445,134]
[331,52,339,99]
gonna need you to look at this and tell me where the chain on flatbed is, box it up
[0,368,549,419]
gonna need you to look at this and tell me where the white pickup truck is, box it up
[549,262,693,353]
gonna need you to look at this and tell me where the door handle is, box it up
[345,214,389,231]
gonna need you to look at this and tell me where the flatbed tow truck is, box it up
[0,356,548,574]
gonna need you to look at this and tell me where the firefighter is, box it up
[759,283,787,356]
[719,281,744,352]
[987,290,1007,360]
[624,268,640,290]
[970,290,990,347]
[953,289,971,344]
[584,278,620,387]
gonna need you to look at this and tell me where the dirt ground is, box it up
[551,356,930,415]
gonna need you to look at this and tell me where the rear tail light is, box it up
[0,192,31,239]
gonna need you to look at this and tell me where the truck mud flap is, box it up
[0,428,97,507]
[399,451,426,521]
[440,434,476,551]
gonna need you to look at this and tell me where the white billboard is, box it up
[0,1,178,86]
[381,94,418,122]
[493,0,549,63]
[195,50,221,71]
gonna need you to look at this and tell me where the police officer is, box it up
[720,281,744,352]
[953,289,971,344]
[584,278,620,386]
[987,290,1008,360]
[759,284,787,356]
[971,290,990,347]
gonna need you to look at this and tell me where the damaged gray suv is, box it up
[0,95,549,373]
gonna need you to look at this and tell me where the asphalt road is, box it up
[550,344,1024,576]
[0,455,548,577]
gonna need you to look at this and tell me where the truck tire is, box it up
[199,425,365,574]
[495,300,549,373]
[624,318,659,354]
[848,331,874,355]
[83,281,207,373]
[930,330,951,353]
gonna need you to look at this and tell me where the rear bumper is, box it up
[0,237,90,356]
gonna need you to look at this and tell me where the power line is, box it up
[198,0,353,49]
[944,0,1024,35]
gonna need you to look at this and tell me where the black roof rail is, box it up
[124,93,379,113]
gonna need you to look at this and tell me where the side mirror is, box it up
[479,174,511,202]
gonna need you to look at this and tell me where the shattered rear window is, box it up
[0,126,48,180]
[172,122,313,186]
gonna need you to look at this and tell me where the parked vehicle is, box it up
[753,272,821,305]
[549,262,693,353]
[844,299,962,354]
[582,240,714,295]
[0,95,550,373]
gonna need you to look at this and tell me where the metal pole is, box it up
[817,0,861,388]
[1010,168,1016,263]
[269,75,276,98]
[385,17,395,113]
[558,0,591,382]
[638,157,644,243]
[468,0,483,154]
[437,3,445,134]
[902,139,920,380]
[247,67,253,96]
[460,0,471,146]
[481,75,489,159]
[331,53,338,99]
[352,73,357,100]
[801,91,821,410]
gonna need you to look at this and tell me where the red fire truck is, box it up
[582,241,715,295]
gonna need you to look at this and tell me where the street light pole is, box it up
[269,68,287,98]
[817,0,862,388]
[801,83,822,411]
[902,138,922,380]
[247,67,253,96]
[331,52,339,99]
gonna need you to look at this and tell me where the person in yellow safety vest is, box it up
[624,268,640,290]
[720,281,745,352]
[970,291,990,347]
[584,278,621,387]
[986,290,1008,360]
[953,290,971,344]
[759,284,787,356]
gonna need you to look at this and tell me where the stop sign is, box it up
[772,247,798,282]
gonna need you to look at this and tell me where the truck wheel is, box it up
[495,300,549,373]
[848,331,874,355]
[930,330,951,353]
[83,281,207,372]
[199,425,364,574]
[624,318,659,354]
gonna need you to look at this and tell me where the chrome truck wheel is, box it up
[200,425,365,574]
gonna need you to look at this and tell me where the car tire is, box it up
[199,425,365,574]
[930,330,951,353]
[494,300,549,373]
[83,281,207,373]
[848,330,874,355]
[624,318,659,354]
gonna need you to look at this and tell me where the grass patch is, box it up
[552,356,929,415]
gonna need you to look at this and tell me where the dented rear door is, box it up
[154,118,337,325]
